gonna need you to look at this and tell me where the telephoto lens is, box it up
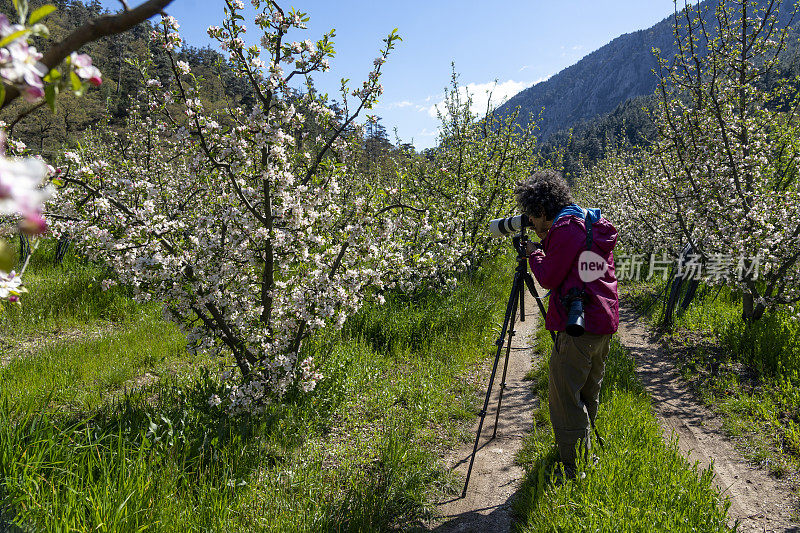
[562,288,586,337]
[565,299,585,337]
[489,215,532,237]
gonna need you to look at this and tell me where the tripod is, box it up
[461,227,554,498]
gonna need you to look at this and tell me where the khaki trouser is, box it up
[548,331,612,468]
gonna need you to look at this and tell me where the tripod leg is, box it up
[461,274,521,498]
[491,281,522,439]
[524,272,556,345]
[523,273,548,321]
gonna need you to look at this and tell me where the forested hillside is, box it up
[0,0,254,154]
[498,22,675,141]
[539,93,659,180]
[535,2,800,180]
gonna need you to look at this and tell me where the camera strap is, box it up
[579,208,593,296]
[555,208,595,310]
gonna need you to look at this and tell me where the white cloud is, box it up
[418,128,438,137]
[375,100,414,111]
[424,79,535,119]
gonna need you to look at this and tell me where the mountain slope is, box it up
[498,14,677,140]
[500,0,796,140]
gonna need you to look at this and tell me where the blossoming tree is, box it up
[577,0,800,322]
[651,0,800,321]
[52,0,403,410]
[377,70,540,291]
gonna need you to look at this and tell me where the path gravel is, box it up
[425,287,539,532]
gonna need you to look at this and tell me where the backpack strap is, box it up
[584,208,594,251]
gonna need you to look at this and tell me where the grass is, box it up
[0,239,139,337]
[513,322,733,532]
[1,312,194,408]
[0,239,199,411]
[1,239,764,530]
[626,280,800,479]
[0,240,513,531]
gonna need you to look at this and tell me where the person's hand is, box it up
[525,241,542,256]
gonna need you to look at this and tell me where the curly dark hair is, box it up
[515,170,573,220]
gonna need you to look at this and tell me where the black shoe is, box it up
[549,463,585,486]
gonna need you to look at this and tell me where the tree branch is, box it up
[375,203,426,216]
[7,101,46,136]
[1,0,176,110]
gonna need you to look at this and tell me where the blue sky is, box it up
[101,0,680,148]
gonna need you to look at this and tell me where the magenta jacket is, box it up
[528,212,619,334]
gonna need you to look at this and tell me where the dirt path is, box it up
[425,289,538,532]
[617,307,799,533]
[0,325,119,369]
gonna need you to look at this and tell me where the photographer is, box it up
[516,170,619,480]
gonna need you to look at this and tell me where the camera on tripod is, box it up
[462,213,553,497]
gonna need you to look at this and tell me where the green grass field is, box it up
[513,324,733,532]
[0,243,511,531]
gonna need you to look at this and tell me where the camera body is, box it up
[561,287,586,337]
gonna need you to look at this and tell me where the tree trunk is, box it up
[741,291,766,322]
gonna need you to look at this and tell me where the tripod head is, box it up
[512,223,528,260]
[512,233,525,260]
[511,226,541,264]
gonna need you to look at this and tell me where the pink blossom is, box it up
[70,53,102,86]
[0,271,22,299]
[22,85,44,102]
[0,156,51,216]
[18,212,47,235]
